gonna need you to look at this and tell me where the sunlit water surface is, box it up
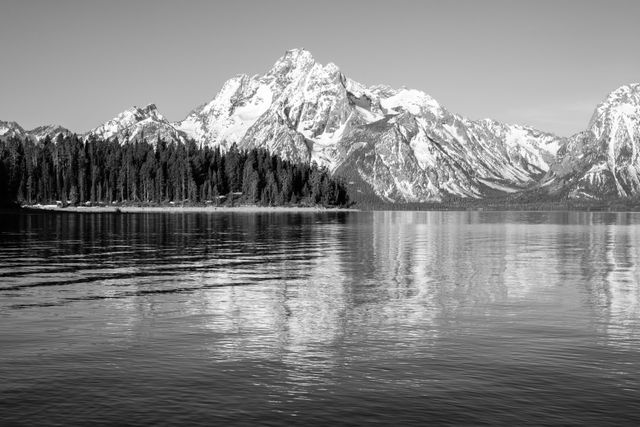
[1,210,640,425]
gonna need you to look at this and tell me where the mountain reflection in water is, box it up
[1,210,639,425]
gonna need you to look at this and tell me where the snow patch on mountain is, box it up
[380,89,443,117]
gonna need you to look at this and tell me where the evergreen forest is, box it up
[0,135,350,207]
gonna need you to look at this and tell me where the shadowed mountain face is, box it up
[2,49,638,203]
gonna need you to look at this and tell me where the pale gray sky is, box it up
[1,0,638,136]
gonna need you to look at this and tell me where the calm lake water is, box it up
[1,210,640,425]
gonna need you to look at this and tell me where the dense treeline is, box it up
[0,135,349,207]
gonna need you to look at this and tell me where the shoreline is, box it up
[22,204,360,213]
[15,202,640,214]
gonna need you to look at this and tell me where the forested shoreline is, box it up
[0,135,350,207]
[5,134,640,212]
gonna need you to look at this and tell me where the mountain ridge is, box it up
[2,49,639,203]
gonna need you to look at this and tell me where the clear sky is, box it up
[1,0,638,136]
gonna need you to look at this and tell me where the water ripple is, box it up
[1,211,640,425]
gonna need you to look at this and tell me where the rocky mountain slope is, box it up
[1,120,72,142]
[540,84,640,200]
[87,104,188,145]
[0,121,27,141]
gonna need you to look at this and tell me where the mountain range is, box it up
[2,48,639,203]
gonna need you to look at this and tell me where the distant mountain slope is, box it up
[86,104,188,145]
[0,121,27,141]
[28,125,73,141]
[1,120,72,142]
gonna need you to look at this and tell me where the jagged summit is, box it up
[597,83,640,104]
[87,103,186,144]
[0,120,27,141]
[0,121,74,142]
[136,103,161,115]
[125,103,165,122]
[28,125,73,141]
[267,48,342,84]
[273,48,315,68]
[589,83,640,133]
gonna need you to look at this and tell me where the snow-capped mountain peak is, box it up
[0,120,26,140]
[0,121,74,142]
[87,103,186,144]
[541,84,640,199]
[172,49,568,201]
[267,48,317,83]
[589,83,640,138]
[27,125,73,141]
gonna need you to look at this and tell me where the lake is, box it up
[1,210,639,425]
